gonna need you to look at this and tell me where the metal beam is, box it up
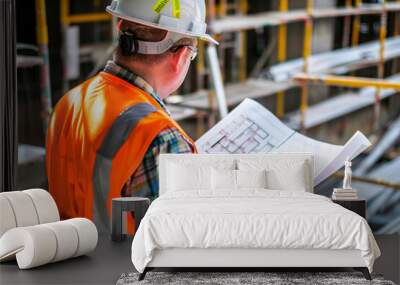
[334,172,400,191]
[300,0,314,132]
[352,157,400,217]
[376,215,400,234]
[206,45,228,119]
[374,0,387,131]
[67,13,111,24]
[355,116,400,175]
[270,37,400,82]
[35,0,52,132]
[293,74,400,89]
[277,0,288,118]
[209,3,400,34]
[285,78,400,130]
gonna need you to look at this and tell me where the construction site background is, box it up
[15,0,400,235]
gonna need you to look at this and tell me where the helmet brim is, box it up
[107,7,219,45]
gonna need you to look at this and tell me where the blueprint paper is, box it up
[196,99,371,186]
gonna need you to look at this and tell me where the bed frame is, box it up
[139,154,372,281]
[139,248,371,280]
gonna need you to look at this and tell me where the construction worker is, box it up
[46,0,217,231]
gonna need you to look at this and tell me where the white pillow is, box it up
[236,169,267,189]
[167,163,211,191]
[211,168,236,190]
[211,169,268,190]
[266,162,308,192]
[237,159,312,192]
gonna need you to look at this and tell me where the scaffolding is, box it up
[14,0,54,190]
[35,0,52,132]
[15,0,400,233]
[56,0,400,135]
[168,0,400,136]
[60,0,113,92]
[294,74,400,90]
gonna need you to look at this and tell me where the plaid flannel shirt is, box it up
[104,61,193,199]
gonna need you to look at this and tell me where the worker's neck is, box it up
[114,59,167,99]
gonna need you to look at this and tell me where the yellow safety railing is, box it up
[239,0,248,82]
[196,40,206,87]
[219,0,227,16]
[55,0,399,130]
[375,0,387,131]
[392,0,400,74]
[293,74,400,90]
[66,13,111,25]
[351,0,362,47]
[36,0,48,46]
[293,0,394,132]
[300,0,313,132]
[61,0,111,26]
[276,0,288,118]
[35,0,52,132]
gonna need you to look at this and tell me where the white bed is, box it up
[131,154,380,280]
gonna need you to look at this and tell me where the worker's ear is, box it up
[169,47,190,74]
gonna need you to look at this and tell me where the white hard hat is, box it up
[106,0,218,45]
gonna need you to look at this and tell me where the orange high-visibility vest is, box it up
[46,72,197,231]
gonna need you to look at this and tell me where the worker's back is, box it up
[46,72,195,229]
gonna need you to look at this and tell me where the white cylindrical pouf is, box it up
[0,196,17,237]
[0,226,57,269]
[23,189,60,224]
[0,192,39,227]
[42,221,79,262]
[67,218,98,257]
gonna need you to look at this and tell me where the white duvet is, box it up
[131,190,380,273]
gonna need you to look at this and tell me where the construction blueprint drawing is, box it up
[196,99,372,186]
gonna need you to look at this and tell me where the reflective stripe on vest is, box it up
[92,103,157,231]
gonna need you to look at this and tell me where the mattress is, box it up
[131,190,380,273]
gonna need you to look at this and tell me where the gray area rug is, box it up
[117,272,395,285]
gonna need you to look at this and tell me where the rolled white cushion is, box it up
[0,226,57,269]
[0,191,39,227]
[0,196,17,237]
[0,218,98,269]
[0,189,60,239]
[42,221,79,262]
[23,189,60,224]
[66,218,98,257]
